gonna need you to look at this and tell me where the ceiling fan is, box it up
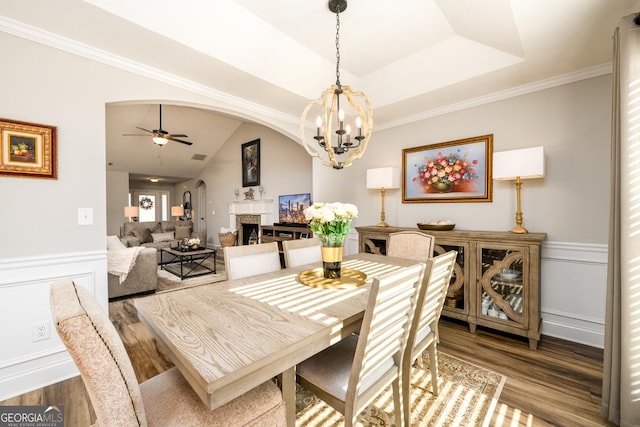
[123,104,193,146]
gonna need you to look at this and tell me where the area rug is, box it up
[295,352,506,427]
[156,262,226,293]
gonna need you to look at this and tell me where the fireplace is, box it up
[236,214,261,246]
[228,199,274,245]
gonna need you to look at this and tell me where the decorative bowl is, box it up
[417,223,455,231]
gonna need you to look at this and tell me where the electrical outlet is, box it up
[33,321,50,342]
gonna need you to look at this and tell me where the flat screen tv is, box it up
[278,193,311,225]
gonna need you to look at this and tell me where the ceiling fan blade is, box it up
[169,137,193,146]
[136,127,153,133]
[169,134,188,138]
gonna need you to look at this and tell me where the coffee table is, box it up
[160,247,217,280]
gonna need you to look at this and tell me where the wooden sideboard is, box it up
[261,225,312,267]
[356,226,546,349]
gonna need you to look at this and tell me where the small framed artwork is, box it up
[241,139,260,187]
[0,118,57,179]
[402,134,493,203]
[300,232,310,239]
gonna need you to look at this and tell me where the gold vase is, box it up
[319,233,346,279]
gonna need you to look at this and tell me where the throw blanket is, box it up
[107,247,144,284]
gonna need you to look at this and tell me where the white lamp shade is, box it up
[171,206,184,217]
[366,167,400,189]
[124,206,139,218]
[493,146,545,180]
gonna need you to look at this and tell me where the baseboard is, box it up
[0,350,78,402]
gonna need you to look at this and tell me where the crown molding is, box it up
[377,63,612,131]
[0,16,299,127]
[0,16,612,133]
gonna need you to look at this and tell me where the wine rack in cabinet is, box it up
[356,226,545,349]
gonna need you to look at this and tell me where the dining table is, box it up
[134,252,420,427]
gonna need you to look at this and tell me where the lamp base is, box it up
[509,225,529,234]
[376,221,390,227]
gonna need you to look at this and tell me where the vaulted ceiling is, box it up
[1,0,637,182]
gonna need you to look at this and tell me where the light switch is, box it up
[78,208,93,225]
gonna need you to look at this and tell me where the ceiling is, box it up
[1,0,638,182]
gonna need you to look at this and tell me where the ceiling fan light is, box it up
[153,136,169,145]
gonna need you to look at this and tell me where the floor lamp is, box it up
[124,206,139,223]
[493,146,545,234]
[366,167,400,227]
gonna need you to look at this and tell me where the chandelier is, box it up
[300,0,373,169]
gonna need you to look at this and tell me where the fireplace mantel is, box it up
[229,199,274,229]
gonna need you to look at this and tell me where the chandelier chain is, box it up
[335,6,341,87]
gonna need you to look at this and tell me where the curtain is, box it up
[602,13,640,427]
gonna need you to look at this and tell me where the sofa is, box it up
[108,246,158,299]
[107,235,158,299]
[119,220,206,263]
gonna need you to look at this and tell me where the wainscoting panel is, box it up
[0,251,107,401]
[540,241,608,348]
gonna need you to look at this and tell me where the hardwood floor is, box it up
[1,294,612,427]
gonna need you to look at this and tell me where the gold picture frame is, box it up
[402,134,493,203]
[0,118,57,179]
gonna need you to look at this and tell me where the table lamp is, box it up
[366,167,400,227]
[171,206,184,221]
[124,206,139,223]
[493,146,545,234]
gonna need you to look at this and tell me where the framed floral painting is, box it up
[402,134,493,203]
[0,118,57,179]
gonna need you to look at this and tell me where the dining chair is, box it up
[296,262,425,427]
[223,241,281,280]
[282,236,321,268]
[402,250,457,421]
[386,230,435,262]
[50,279,286,426]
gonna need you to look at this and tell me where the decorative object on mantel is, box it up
[244,187,255,200]
[124,206,139,223]
[367,167,400,227]
[493,146,545,234]
[234,188,240,200]
[417,220,455,231]
[0,117,57,179]
[299,0,373,170]
[403,134,493,203]
[304,202,358,279]
[171,205,184,221]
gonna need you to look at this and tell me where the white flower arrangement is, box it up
[304,202,358,237]
[187,238,201,246]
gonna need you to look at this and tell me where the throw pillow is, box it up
[175,225,192,240]
[107,235,127,251]
[133,228,153,244]
[151,231,174,242]
[162,222,176,232]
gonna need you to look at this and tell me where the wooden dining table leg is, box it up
[282,366,296,427]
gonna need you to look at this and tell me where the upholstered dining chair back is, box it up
[387,231,435,262]
[297,262,425,427]
[402,250,457,414]
[50,280,286,427]
[223,241,281,280]
[282,237,322,268]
